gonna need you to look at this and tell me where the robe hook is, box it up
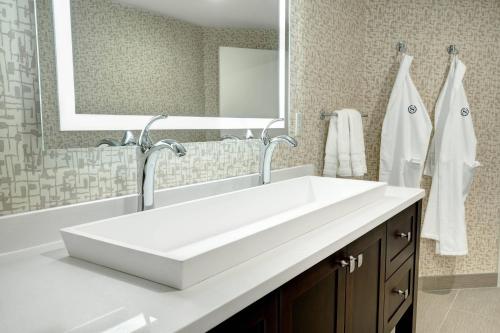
[447,44,459,55]
[396,41,407,54]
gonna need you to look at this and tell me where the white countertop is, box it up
[0,185,423,333]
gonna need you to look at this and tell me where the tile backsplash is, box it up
[0,0,499,279]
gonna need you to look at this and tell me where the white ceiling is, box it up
[113,0,279,29]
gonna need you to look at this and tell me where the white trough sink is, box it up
[61,176,387,289]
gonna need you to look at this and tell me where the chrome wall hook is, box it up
[396,41,407,54]
[447,44,459,55]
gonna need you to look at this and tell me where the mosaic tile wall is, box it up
[0,0,499,277]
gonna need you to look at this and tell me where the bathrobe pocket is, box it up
[404,159,423,188]
[462,161,480,199]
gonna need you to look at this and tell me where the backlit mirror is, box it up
[35,0,289,148]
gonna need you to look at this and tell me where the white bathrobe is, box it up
[421,56,479,256]
[379,54,432,188]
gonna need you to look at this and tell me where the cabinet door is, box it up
[345,224,386,333]
[280,252,347,333]
[209,291,278,333]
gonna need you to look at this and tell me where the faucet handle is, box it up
[245,129,254,139]
[261,118,284,145]
[120,130,136,146]
[157,139,187,157]
[97,130,135,147]
[139,114,168,151]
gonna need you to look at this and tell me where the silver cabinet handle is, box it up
[357,254,363,268]
[393,289,409,300]
[397,231,411,242]
[349,256,357,273]
[337,260,349,268]
[339,255,363,273]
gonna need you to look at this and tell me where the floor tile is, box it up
[439,309,500,333]
[416,290,458,333]
[451,287,500,318]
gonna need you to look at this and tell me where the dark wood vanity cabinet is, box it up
[345,224,386,333]
[280,252,346,333]
[210,201,422,333]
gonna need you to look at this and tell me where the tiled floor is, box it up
[417,287,500,333]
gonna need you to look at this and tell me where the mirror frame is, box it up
[44,0,289,132]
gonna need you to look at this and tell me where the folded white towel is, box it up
[346,109,367,177]
[322,109,367,178]
[336,110,352,177]
[323,115,338,177]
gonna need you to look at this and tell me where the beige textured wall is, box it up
[267,0,500,277]
[356,0,500,276]
[0,0,499,278]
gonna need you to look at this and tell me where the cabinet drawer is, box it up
[385,204,416,278]
[384,256,414,332]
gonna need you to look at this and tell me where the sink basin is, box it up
[61,176,387,289]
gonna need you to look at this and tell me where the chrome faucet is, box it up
[137,115,187,211]
[259,119,298,185]
[97,130,136,147]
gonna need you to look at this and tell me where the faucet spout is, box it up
[136,115,186,211]
[138,114,168,152]
[259,134,298,185]
[260,118,284,145]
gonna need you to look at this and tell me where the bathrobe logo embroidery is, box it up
[461,107,469,116]
[408,105,417,114]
